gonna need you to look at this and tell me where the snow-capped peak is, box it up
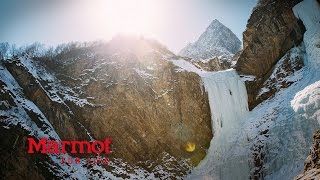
[179,19,241,60]
[207,19,224,29]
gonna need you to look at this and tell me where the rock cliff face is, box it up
[54,36,213,168]
[0,36,212,178]
[235,0,305,109]
[182,56,233,72]
[295,130,320,180]
[255,45,305,104]
[3,60,87,141]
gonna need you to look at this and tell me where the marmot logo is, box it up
[27,138,111,154]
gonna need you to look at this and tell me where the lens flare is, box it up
[185,142,196,152]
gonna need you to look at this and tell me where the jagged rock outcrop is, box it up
[183,56,232,72]
[0,36,213,178]
[235,0,305,109]
[295,130,320,179]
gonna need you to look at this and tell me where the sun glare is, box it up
[87,0,162,38]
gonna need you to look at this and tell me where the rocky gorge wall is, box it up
[235,0,306,109]
[0,37,214,178]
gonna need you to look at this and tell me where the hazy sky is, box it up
[0,0,257,53]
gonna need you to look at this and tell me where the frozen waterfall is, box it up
[171,60,250,179]
[293,0,320,71]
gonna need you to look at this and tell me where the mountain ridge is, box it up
[179,19,241,60]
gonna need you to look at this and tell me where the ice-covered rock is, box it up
[292,80,320,122]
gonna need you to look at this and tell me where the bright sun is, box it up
[86,0,162,37]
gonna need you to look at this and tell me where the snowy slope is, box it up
[15,56,93,107]
[0,63,101,179]
[179,19,241,60]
